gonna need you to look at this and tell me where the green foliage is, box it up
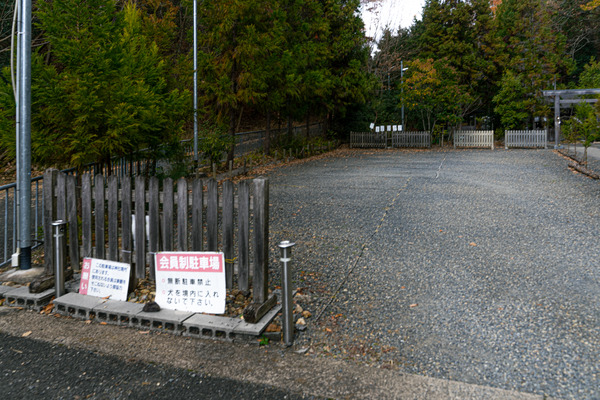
[572,102,599,156]
[493,70,531,129]
[401,58,469,132]
[494,0,570,128]
[0,0,190,170]
[259,335,269,346]
[578,58,600,88]
[418,0,498,117]
[198,124,234,167]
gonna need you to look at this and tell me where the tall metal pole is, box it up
[401,60,404,132]
[554,94,560,149]
[193,0,198,163]
[17,0,32,270]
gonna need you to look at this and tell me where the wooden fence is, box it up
[350,131,431,148]
[43,170,271,307]
[505,130,547,149]
[392,131,431,148]
[350,131,387,148]
[454,130,494,149]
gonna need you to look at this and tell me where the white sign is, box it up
[393,125,397,132]
[79,258,131,301]
[375,126,380,132]
[387,125,392,131]
[155,252,226,314]
[369,123,375,130]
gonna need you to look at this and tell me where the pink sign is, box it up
[155,252,226,314]
[79,258,130,301]
[156,252,223,273]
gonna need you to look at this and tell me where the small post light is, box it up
[278,240,296,347]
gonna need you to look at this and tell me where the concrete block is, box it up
[0,285,14,299]
[93,300,144,326]
[3,286,54,311]
[53,292,104,319]
[234,304,281,337]
[183,314,242,341]
[132,308,194,334]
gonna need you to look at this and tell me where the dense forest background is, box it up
[0,0,598,169]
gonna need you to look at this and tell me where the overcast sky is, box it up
[360,0,425,42]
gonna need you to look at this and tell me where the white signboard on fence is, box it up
[369,123,375,130]
[79,258,131,301]
[154,252,226,314]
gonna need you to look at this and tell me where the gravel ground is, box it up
[266,147,600,399]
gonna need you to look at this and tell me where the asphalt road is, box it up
[0,332,315,400]
[267,147,600,399]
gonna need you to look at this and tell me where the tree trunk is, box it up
[265,109,271,154]
[287,98,293,140]
[228,108,236,164]
[306,111,310,139]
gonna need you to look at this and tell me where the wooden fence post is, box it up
[134,176,145,279]
[43,169,58,274]
[66,174,79,270]
[108,176,119,261]
[206,179,218,251]
[253,178,269,304]
[121,177,132,263]
[177,178,188,251]
[148,177,160,280]
[238,180,250,292]
[81,174,92,260]
[191,179,203,251]
[56,172,66,222]
[223,180,234,288]
[162,178,174,251]
[94,175,105,260]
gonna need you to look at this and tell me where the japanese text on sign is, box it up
[79,258,131,301]
[155,252,226,314]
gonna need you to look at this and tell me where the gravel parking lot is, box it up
[267,147,600,399]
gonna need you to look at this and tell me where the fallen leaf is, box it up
[409,303,418,308]
[469,242,477,247]
[22,331,32,337]
[139,331,150,335]
[400,286,406,290]
[439,229,443,232]
[41,303,55,315]
[102,295,111,300]
[99,322,108,325]
[325,328,332,333]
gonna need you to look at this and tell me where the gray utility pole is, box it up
[17,0,32,270]
[401,61,408,131]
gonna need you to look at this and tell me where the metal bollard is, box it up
[52,220,67,298]
[278,240,296,347]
